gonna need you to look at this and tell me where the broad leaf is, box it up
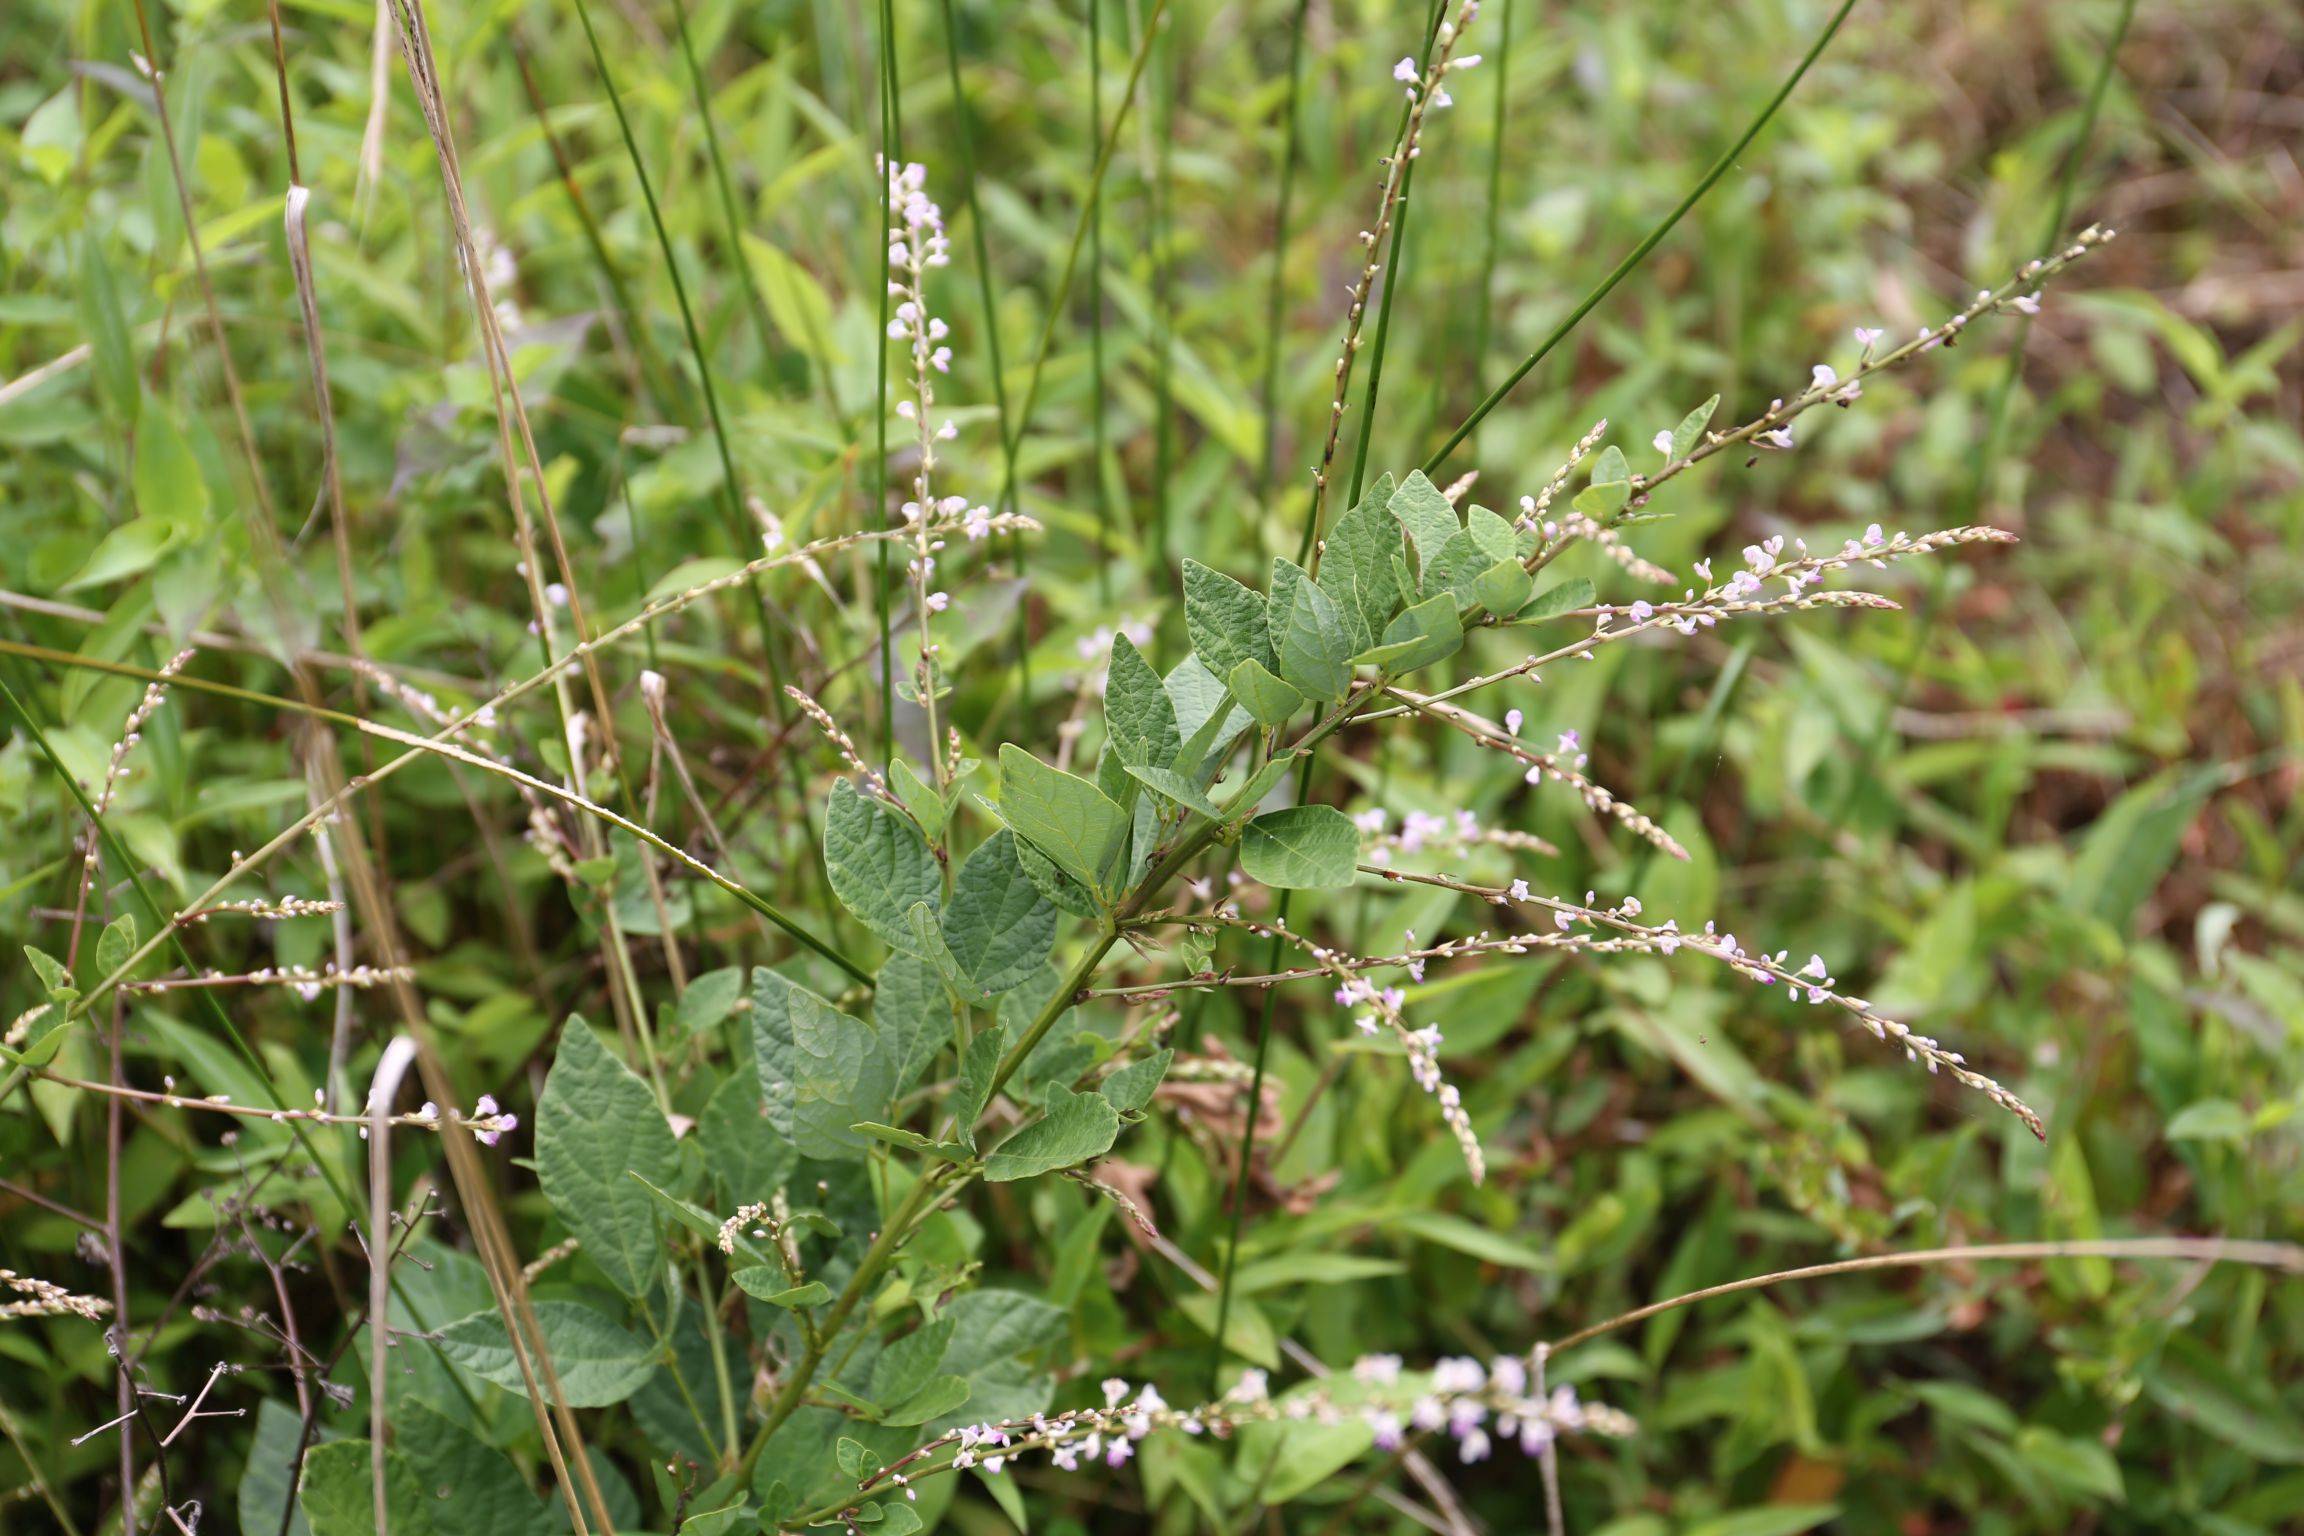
[1166,655,1247,775]
[753,968,895,1160]
[1471,558,1533,617]
[823,778,941,952]
[983,1083,1121,1182]
[995,744,1129,897]
[1182,558,1273,682]
[940,831,1057,1000]
[1387,470,1459,572]
[1101,1048,1172,1114]
[1269,558,1350,702]
[1240,805,1359,889]
[1319,483,1406,650]
[874,948,956,1091]
[1125,764,1225,820]
[435,1301,655,1407]
[1465,504,1516,563]
[1227,657,1303,729]
[1518,576,1595,624]
[1103,634,1180,769]
[535,1016,678,1298]
[299,1440,435,1536]
[1353,593,1462,672]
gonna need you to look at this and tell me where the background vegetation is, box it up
[2,0,2300,1531]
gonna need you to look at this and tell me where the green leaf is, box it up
[1226,658,1303,729]
[1572,477,1631,518]
[1471,558,1533,617]
[1671,394,1721,460]
[1386,470,1459,572]
[953,1029,1004,1139]
[535,1016,678,1298]
[1100,1048,1171,1114]
[1268,558,1351,702]
[1353,592,1463,671]
[732,1271,832,1308]
[1217,752,1300,817]
[1182,558,1273,682]
[873,948,954,1092]
[1319,485,1406,651]
[1230,1253,1405,1294]
[1239,805,1359,889]
[1165,655,1246,775]
[62,517,177,593]
[1389,1209,1551,1270]
[1011,832,1100,918]
[677,966,745,1037]
[132,395,210,531]
[23,944,77,1005]
[395,1398,557,1536]
[823,778,942,952]
[983,1083,1121,1182]
[939,831,1057,1000]
[1682,1507,1839,1536]
[1421,529,1492,605]
[881,1374,971,1427]
[1103,634,1181,769]
[77,233,138,425]
[995,744,1130,897]
[435,1301,656,1407]
[238,1399,314,1536]
[753,968,896,1160]
[2165,1098,2251,1143]
[299,1440,436,1536]
[2142,1334,2304,1463]
[1124,764,1225,820]
[1465,504,1516,563]
[2014,1426,2125,1503]
[1177,1291,1279,1369]
[887,758,946,841]
[871,1318,957,1406]
[1517,576,1595,624]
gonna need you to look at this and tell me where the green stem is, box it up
[1422,0,1860,475]
[1255,0,1313,514]
[875,0,902,765]
[1340,0,1447,514]
[569,0,790,715]
[671,0,783,389]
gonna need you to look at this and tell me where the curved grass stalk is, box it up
[1422,0,1862,474]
